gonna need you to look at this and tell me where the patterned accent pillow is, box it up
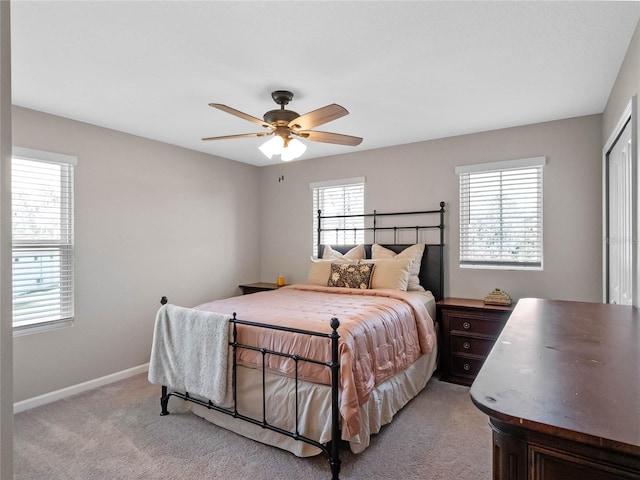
[327,262,375,289]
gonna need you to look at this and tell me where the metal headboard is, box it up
[317,202,446,301]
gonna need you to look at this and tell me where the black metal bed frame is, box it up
[157,202,445,480]
[159,302,343,479]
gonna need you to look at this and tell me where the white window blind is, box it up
[456,157,545,269]
[12,148,76,329]
[311,178,365,257]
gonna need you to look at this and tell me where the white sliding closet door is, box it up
[606,118,633,305]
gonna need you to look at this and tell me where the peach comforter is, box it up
[194,284,436,436]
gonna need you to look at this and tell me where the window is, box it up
[12,147,76,331]
[456,157,545,269]
[311,177,365,257]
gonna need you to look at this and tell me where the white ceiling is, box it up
[10,1,640,167]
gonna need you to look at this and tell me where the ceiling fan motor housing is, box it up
[264,90,299,127]
[263,109,299,127]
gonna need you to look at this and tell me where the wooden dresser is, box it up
[470,298,640,480]
[437,298,513,386]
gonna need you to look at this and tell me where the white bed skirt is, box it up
[184,345,438,457]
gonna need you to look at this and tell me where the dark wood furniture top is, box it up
[437,297,513,310]
[437,298,513,386]
[238,282,282,295]
[470,298,640,479]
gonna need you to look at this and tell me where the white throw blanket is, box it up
[148,304,233,408]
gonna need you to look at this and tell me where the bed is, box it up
[148,203,445,480]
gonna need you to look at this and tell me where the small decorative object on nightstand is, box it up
[483,288,512,306]
[437,297,514,386]
[239,282,282,295]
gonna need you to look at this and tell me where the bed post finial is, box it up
[330,317,340,331]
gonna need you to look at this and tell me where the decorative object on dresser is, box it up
[470,298,640,479]
[437,297,514,386]
[238,282,282,295]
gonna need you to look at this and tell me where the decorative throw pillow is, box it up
[371,244,425,291]
[322,244,365,261]
[327,262,375,289]
[307,258,349,286]
[360,258,412,291]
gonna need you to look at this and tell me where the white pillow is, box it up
[307,258,350,285]
[371,244,425,291]
[322,244,365,261]
[360,258,412,291]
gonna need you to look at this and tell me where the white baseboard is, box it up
[14,363,149,414]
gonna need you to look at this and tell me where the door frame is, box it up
[602,95,638,305]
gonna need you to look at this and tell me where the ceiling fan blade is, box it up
[296,130,363,146]
[209,103,273,129]
[202,132,272,141]
[288,104,349,131]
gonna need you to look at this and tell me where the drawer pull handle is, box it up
[462,321,471,330]
[463,363,471,371]
[463,341,471,350]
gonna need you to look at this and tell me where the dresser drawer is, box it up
[451,355,485,379]
[450,335,496,357]
[449,314,505,337]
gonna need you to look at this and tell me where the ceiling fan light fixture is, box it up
[259,135,285,159]
[281,138,307,162]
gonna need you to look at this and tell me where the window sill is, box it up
[460,264,543,272]
[13,318,74,337]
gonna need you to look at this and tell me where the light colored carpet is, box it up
[14,373,491,479]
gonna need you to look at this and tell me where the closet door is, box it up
[606,118,633,305]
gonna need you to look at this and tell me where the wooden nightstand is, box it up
[238,282,282,295]
[437,297,514,386]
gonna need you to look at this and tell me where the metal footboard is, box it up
[157,297,342,480]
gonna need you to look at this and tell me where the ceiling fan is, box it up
[202,90,363,161]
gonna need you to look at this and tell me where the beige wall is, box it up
[259,114,603,304]
[11,107,261,402]
[603,19,639,144]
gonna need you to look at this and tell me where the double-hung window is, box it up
[311,177,365,257]
[456,157,545,270]
[12,147,76,332]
